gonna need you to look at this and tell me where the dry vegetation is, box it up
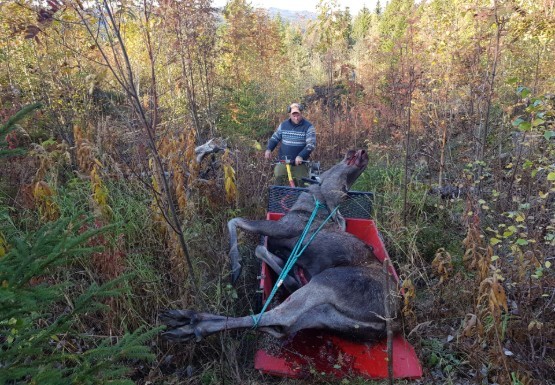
[0,0,554,384]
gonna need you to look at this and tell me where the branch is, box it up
[71,0,201,297]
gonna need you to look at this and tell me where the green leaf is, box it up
[512,117,524,127]
[532,118,545,127]
[516,239,528,246]
[429,352,439,366]
[523,160,533,169]
[544,131,555,140]
[518,122,532,131]
[490,238,501,245]
[547,172,555,181]
[517,86,531,98]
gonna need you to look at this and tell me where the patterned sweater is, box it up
[267,118,316,161]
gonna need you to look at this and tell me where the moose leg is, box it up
[254,245,301,292]
[161,283,337,342]
[159,309,228,328]
[162,268,391,342]
[227,218,304,283]
[323,187,348,231]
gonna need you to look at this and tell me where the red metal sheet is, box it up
[255,213,423,379]
[254,330,422,379]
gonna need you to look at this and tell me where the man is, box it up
[264,103,316,186]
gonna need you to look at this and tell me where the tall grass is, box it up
[353,152,465,268]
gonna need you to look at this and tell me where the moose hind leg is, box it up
[253,280,338,334]
[255,245,301,292]
[228,217,304,283]
[255,266,392,340]
[161,310,260,342]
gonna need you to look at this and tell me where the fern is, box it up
[0,210,159,385]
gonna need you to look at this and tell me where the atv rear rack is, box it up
[268,185,374,219]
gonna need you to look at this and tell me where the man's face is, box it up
[290,111,302,124]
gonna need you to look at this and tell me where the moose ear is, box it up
[344,149,356,160]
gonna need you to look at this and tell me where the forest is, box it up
[0,0,553,384]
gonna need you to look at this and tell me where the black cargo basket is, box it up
[267,185,374,219]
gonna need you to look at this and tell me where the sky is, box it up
[212,0,378,15]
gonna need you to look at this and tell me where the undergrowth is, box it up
[0,208,161,384]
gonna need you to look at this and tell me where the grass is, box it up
[353,155,465,267]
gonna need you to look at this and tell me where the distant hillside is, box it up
[266,7,317,22]
[213,6,316,24]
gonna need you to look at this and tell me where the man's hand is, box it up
[295,156,303,166]
[265,149,271,160]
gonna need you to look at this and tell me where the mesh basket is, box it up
[267,185,374,219]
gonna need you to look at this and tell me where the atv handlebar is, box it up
[272,158,311,166]
[301,177,319,185]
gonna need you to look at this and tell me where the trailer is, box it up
[253,186,423,380]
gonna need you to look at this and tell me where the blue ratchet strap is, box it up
[252,199,339,328]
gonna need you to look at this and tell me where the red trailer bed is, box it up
[254,212,423,380]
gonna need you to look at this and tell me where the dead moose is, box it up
[161,149,401,343]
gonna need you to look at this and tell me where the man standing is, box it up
[264,103,316,186]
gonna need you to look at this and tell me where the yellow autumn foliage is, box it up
[0,231,7,258]
[401,278,416,319]
[432,248,453,284]
[222,149,237,203]
[223,164,237,203]
[33,181,60,222]
[90,164,113,219]
[73,125,96,173]
[479,276,508,319]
